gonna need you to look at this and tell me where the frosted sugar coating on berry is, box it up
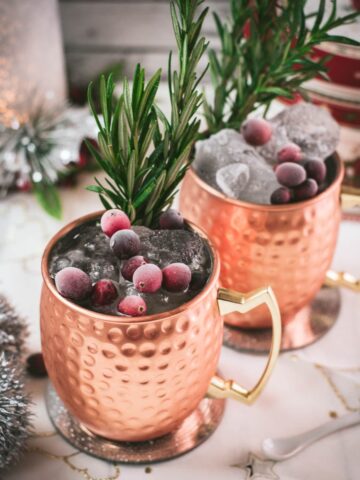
[277,143,302,163]
[242,118,272,146]
[159,209,184,230]
[118,295,147,317]
[305,159,327,184]
[294,179,318,201]
[121,256,148,281]
[276,162,306,187]
[270,187,292,205]
[162,263,192,292]
[133,264,163,293]
[101,209,131,237]
[110,229,140,259]
[55,267,92,301]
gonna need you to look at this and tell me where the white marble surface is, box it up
[0,174,359,480]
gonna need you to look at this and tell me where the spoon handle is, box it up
[263,411,360,460]
[296,411,360,449]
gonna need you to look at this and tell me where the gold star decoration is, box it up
[232,453,279,480]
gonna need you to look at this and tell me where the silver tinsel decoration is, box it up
[0,295,31,472]
[0,103,97,197]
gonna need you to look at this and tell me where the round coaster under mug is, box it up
[46,383,226,463]
[223,285,341,353]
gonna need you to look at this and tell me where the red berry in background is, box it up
[121,255,148,281]
[277,143,302,164]
[133,264,163,293]
[352,0,360,11]
[16,176,32,192]
[110,229,140,259]
[55,267,92,301]
[118,295,147,317]
[293,179,318,201]
[92,279,117,305]
[305,159,327,184]
[26,353,47,378]
[270,187,292,205]
[79,138,98,168]
[162,263,192,292]
[242,118,272,146]
[101,209,131,237]
[276,162,306,187]
[159,209,184,230]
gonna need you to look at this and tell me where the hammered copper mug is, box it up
[40,212,281,442]
[180,155,360,329]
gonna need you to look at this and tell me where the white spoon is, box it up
[262,411,360,461]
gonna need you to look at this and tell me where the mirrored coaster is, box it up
[223,286,341,353]
[45,383,226,463]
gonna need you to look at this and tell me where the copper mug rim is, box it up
[41,211,221,325]
[187,153,344,211]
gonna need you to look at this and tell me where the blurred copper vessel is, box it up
[40,212,281,442]
[180,155,356,328]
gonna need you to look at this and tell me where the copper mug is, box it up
[40,212,281,442]
[180,155,360,328]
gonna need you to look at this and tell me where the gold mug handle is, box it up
[324,189,360,293]
[207,286,281,404]
[325,271,360,292]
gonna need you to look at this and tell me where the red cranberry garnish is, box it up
[242,118,272,146]
[101,209,131,237]
[118,295,147,317]
[121,256,148,281]
[133,264,163,293]
[277,143,302,163]
[270,187,292,205]
[305,159,327,184]
[159,209,184,230]
[55,267,92,301]
[110,229,140,259]
[92,279,117,305]
[276,162,306,187]
[293,179,318,201]
[162,263,192,292]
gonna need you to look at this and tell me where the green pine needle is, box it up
[87,0,208,226]
[204,0,360,134]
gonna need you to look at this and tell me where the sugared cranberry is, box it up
[277,143,302,163]
[121,256,148,281]
[26,353,47,378]
[55,267,92,301]
[101,209,131,237]
[305,159,327,184]
[276,162,306,187]
[118,295,147,317]
[270,187,292,205]
[242,118,272,146]
[293,179,318,201]
[92,279,117,305]
[110,229,140,259]
[159,209,184,230]
[133,264,163,293]
[162,263,192,292]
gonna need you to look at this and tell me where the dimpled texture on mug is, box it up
[180,170,342,328]
[40,283,222,441]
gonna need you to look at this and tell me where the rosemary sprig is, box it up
[203,0,360,134]
[86,0,208,226]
